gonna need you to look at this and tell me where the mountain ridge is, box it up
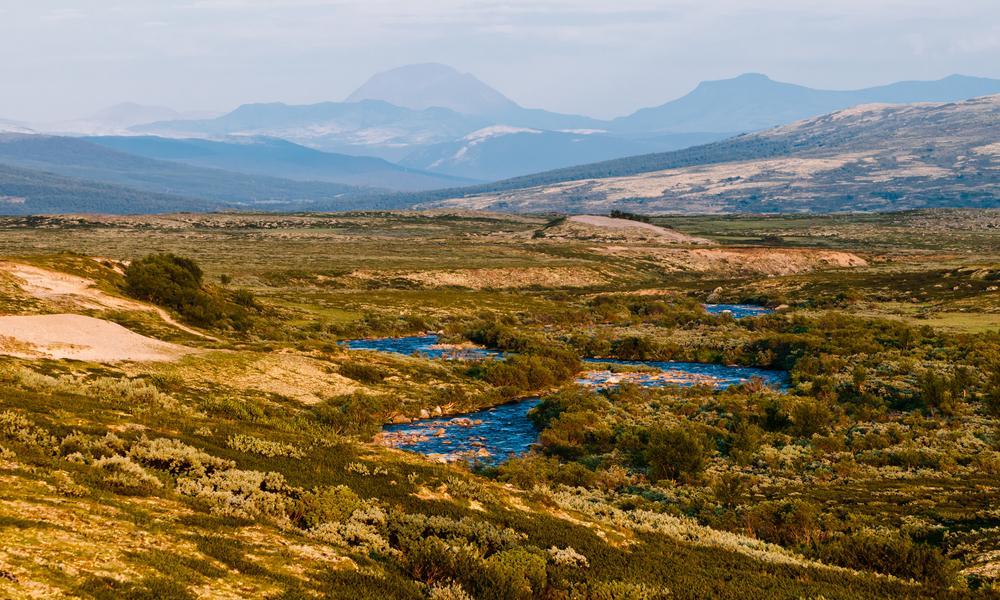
[411,95,1000,214]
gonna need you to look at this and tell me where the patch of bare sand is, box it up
[0,314,192,362]
[175,352,358,405]
[398,267,606,289]
[538,215,715,244]
[0,262,215,340]
[597,247,867,276]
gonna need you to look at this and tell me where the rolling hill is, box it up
[0,163,216,214]
[611,73,1000,134]
[0,133,374,206]
[84,135,473,191]
[414,95,1000,214]
[133,100,489,161]
[396,126,662,182]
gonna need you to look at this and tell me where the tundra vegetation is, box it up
[0,209,997,598]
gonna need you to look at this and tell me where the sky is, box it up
[1,0,998,122]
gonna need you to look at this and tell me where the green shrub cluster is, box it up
[124,253,256,329]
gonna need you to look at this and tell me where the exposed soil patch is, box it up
[596,247,867,276]
[0,314,192,362]
[370,267,607,289]
[0,261,215,340]
[537,215,715,244]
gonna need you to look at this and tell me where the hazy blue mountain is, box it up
[347,63,520,116]
[36,103,198,136]
[345,63,603,131]
[85,135,475,191]
[0,162,217,215]
[0,118,34,134]
[128,68,1000,184]
[398,126,728,181]
[612,73,1000,133]
[86,103,182,129]
[134,100,490,160]
[137,64,604,162]
[0,133,376,206]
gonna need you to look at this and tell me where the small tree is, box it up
[647,426,706,482]
[124,254,238,328]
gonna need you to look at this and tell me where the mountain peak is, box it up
[345,63,519,116]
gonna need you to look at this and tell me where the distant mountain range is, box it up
[1,65,997,215]
[612,72,1000,133]
[414,95,1000,214]
[84,135,472,191]
[121,65,999,181]
[0,133,416,214]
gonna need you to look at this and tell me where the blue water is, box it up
[343,335,504,360]
[382,356,786,464]
[381,399,541,466]
[704,304,773,319]
[580,358,788,390]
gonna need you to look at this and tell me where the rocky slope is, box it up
[418,96,999,214]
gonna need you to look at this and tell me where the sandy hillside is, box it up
[597,247,867,276]
[404,267,607,289]
[0,261,213,339]
[537,215,716,244]
[0,314,192,362]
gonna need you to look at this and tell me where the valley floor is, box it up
[0,209,997,599]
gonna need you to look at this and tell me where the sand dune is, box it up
[0,261,215,340]
[0,314,192,362]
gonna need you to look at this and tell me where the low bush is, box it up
[176,469,295,520]
[93,455,162,495]
[818,530,958,586]
[130,437,235,477]
[226,434,304,459]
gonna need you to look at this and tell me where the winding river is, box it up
[350,328,787,464]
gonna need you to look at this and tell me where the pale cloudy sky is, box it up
[1,0,998,121]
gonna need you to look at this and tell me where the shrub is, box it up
[609,210,652,224]
[790,398,834,437]
[176,469,294,520]
[294,485,362,530]
[611,336,656,360]
[428,583,474,600]
[818,530,958,586]
[0,410,57,450]
[311,392,389,438]
[130,437,235,476]
[339,362,387,384]
[584,581,672,599]
[478,547,548,600]
[94,455,162,495]
[743,500,821,547]
[307,502,390,554]
[124,253,246,328]
[60,431,127,460]
[88,377,173,411]
[646,426,706,482]
[547,546,589,568]
[227,434,304,459]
